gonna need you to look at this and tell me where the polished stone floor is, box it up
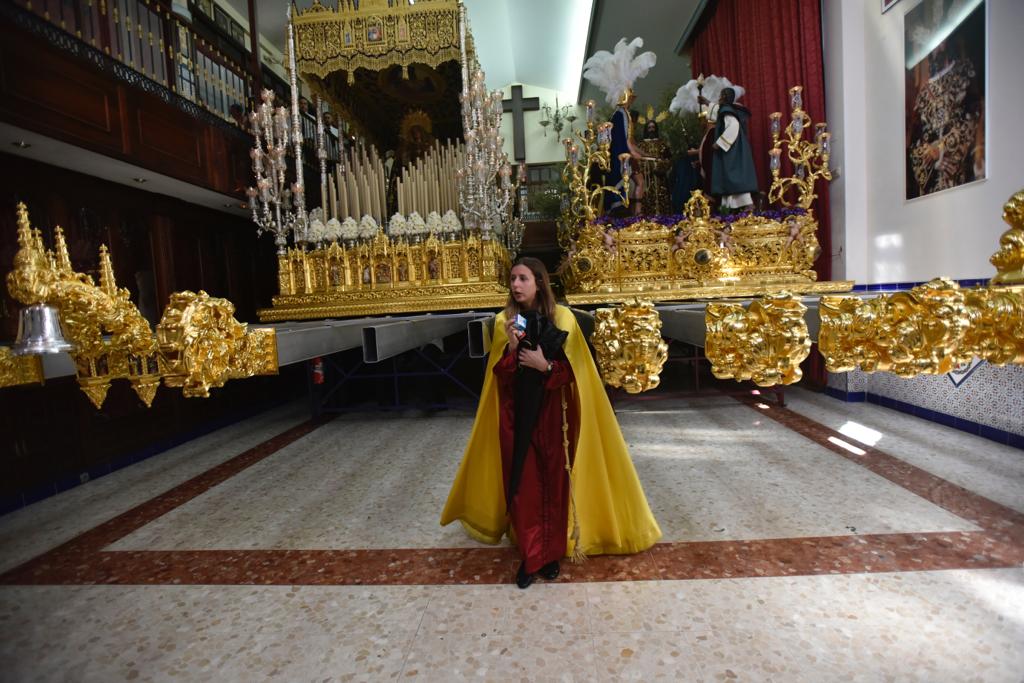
[1,389,1022,681]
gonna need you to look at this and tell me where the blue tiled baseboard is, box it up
[0,397,294,518]
[851,277,990,292]
[824,387,866,403]
[823,387,1024,450]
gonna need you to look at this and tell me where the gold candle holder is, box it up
[767,85,832,210]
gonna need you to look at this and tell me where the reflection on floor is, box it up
[1,388,1022,681]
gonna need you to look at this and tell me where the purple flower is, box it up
[595,207,806,231]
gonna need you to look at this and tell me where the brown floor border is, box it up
[2,396,1022,587]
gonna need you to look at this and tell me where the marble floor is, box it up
[1,388,1022,681]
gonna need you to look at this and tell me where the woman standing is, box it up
[441,258,661,588]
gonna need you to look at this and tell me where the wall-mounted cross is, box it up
[501,85,540,162]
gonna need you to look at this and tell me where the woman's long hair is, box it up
[503,256,557,321]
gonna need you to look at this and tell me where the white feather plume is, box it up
[582,37,658,106]
[669,75,746,114]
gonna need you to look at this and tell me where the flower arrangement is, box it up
[388,213,408,238]
[599,207,807,231]
[307,218,327,243]
[358,215,378,240]
[442,210,462,236]
[340,217,359,241]
[325,218,342,243]
[426,211,443,236]
[408,211,426,237]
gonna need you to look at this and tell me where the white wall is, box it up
[823,0,1024,284]
[498,83,586,166]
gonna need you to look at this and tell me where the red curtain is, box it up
[690,0,831,283]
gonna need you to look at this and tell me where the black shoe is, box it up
[538,560,560,580]
[515,562,535,589]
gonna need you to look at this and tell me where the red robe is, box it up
[493,350,580,575]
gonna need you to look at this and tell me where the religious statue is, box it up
[603,227,618,253]
[636,118,672,216]
[670,75,745,200]
[671,228,687,253]
[581,38,657,216]
[398,109,436,167]
[711,87,758,212]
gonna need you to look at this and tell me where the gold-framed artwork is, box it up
[904,0,986,200]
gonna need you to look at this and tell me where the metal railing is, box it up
[19,0,250,125]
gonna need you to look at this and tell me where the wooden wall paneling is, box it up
[131,95,207,186]
[147,213,177,312]
[0,19,248,199]
[171,222,202,293]
[0,30,123,156]
[227,134,253,196]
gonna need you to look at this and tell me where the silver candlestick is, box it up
[247,90,305,254]
[456,4,521,253]
[286,7,308,244]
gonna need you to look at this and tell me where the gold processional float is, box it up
[254,0,521,321]
[0,204,278,405]
[2,0,1023,405]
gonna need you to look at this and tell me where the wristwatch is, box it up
[545,361,553,374]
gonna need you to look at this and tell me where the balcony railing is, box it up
[18,0,250,126]
[15,0,345,163]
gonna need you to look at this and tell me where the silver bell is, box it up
[12,304,72,356]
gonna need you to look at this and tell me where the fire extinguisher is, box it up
[311,357,325,385]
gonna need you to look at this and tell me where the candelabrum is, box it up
[768,86,832,210]
[246,10,320,253]
[247,89,304,254]
[539,96,576,138]
[559,99,632,243]
[455,4,522,253]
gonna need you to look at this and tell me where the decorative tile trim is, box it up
[823,386,866,403]
[850,277,991,291]
[863,393,1024,449]
[823,384,1023,449]
[1,397,1022,587]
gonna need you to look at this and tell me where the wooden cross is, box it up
[501,85,540,162]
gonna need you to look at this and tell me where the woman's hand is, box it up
[505,318,521,353]
[518,346,549,372]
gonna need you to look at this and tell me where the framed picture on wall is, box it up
[904,0,986,200]
[882,0,902,13]
[213,5,232,33]
[196,0,214,20]
[230,21,246,46]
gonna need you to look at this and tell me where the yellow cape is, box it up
[440,305,662,556]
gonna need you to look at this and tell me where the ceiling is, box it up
[1,123,250,217]
[230,0,703,105]
[7,1,707,215]
[579,0,702,111]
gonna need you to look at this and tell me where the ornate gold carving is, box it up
[0,346,44,389]
[591,300,668,394]
[768,85,832,209]
[990,189,1024,285]
[5,204,278,407]
[705,292,811,386]
[820,273,1024,376]
[560,118,630,233]
[261,231,512,321]
[560,224,614,294]
[158,291,278,398]
[292,0,461,83]
[960,286,1024,366]
[561,190,844,300]
[819,278,970,377]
